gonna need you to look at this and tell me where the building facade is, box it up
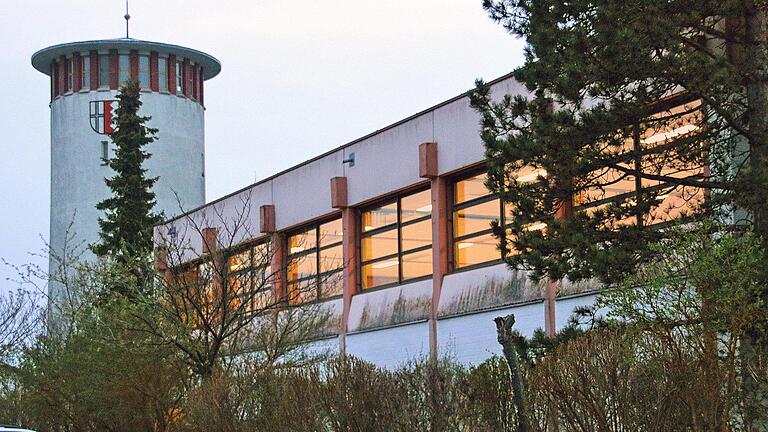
[31,38,220,310]
[156,73,604,367]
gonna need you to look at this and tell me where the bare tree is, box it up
[143,191,333,379]
[0,288,41,370]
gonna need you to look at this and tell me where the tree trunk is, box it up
[495,314,532,432]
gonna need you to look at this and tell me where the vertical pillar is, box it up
[260,205,286,303]
[51,61,58,98]
[419,142,448,362]
[89,51,99,90]
[198,67,205,106]
[109,49,119,90]
[168,54,177,95]
[182,59,191,97]
[72,53,82,92]
[130,50,139,81]
[331,176,357,354]
[149,52,159,92]
[57,56,66,96]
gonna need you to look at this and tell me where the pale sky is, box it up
[0,0,524,296]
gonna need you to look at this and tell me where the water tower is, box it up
[31,37,220,308]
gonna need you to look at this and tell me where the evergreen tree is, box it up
[471,0,768,282]
[91,80,162,287]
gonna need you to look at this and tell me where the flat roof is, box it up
[161,70,517,225]
[31,38,221,80]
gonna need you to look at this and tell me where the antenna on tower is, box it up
[124,0,131,38]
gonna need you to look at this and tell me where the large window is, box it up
[66,58,73,92]
[361,188,432,289]
[98,54,109,88]
[81,55,90,90]
[118,54,130,85]
[226,242,273,315]
[287,218,344,304]
[158,57,168,92]
[138,55,150,89]
[452,166,545,269]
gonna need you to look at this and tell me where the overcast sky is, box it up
[0,0,524,297]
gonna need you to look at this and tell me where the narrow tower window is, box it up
[119,54,130,85]
[81,55,90,90]
[66,59,73,92]
[176,61,183,94]
[139,55,150,89]
[158,57,168,92]
[101,141,110,166]
[98,54,110,88]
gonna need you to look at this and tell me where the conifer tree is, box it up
[91,80,162,278]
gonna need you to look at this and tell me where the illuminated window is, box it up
[158,57,168,92]
[98,54,109,88]
[574,100,706,226]
[118,54,130,85]
[226,242,273,315]
[81,56,90,90]
[361,188,432,289]
[138,55,150,89]
[452,167,545,269]
[287,217,344,304]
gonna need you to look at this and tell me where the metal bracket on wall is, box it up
[342,152,355,167]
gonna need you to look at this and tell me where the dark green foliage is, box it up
[91,79,162,292]
[472,0,768,284]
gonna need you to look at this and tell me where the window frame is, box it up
[450,168,508,272]
[360,186,433,290]
[158,56,168,93]
[81,55,90,91]
[224,241,274,316]
[286,216,344,304]
[138,55,150,90]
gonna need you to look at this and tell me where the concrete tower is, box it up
[31,38,220,307]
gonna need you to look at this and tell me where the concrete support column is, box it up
[331,176,357,354]
[168,54,177,95]
[260,205,286,303]
[89,51,99,90]
[198,67,205,106]
[72,53,82,92]
[109,49,119,90]
[420,142,448,362]
[543,190,575,336]
[149,51,159,92]
[129,50,139,81]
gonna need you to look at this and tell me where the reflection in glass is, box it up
[362,202,397,231]
[320,219,344,246]
[455,232,500,268]
[400,219,432,251]
[455,173,491,205]
[361,229,398,261]
[320,245,344,273]
[287,252,317,281]
[402,249,433,280]
[401,189,432,223]
[454,199,501,237]
[362,260,399,289]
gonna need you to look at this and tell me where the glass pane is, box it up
[99,55,109,87]
[252,242,271,267]
[158,57,168,92]
[362,201,397,231]
[401,218,432,252]
[319,244,343,273]
[119,55,130,84]
[176,62,183,92]
[512,165,548,183]
[139,56,150,88]
[402,248,432,280]
[288,281,318,305]
[454,199,501,237]
[575,166,635,207]
[288,228,317,254]
[362,260,399,289]
[253,286,273,311]
[320,270,343,298]
[455,173,492,204]
[287,252,317,282]
[401,189,432,223]
[81,57,90,88]
[319,218,343,246]
[455,232,501,268]
[228,250,251,272]
[361,228,398,261]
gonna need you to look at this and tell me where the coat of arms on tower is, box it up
[89,100,118,135]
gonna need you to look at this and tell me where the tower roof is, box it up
[31,38,221,80]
